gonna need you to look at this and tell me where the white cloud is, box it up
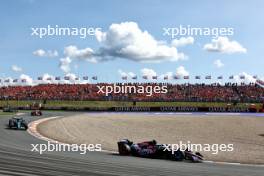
[59,46,96,73]
[214,59,224,68]
[119,67,189,80]
[141,68,157,78]
[20,74,34,85]
[33,49,45,57]
[94,21,185,62]
[11,65,22,72]
[204,37,247,54]
[118,69,136,78]
[128,72,136,77]
[40,73,56,84]
[59,57,72,73]
[1,77,13,86]
[36,73,88,84]
[118,69,127,77]
[159,66,189,79]
[0,73,91,86]
[54,22,188,71]
[62,73,78,84]
[171,37,194,47]
[33,49,58,57]
[95,29,106,42]
[63,73,89,84]
[176,66,189,76]
[159,72,173,80]
[64,45,96,62]
[234,72,256,84]
[0,75,34,86]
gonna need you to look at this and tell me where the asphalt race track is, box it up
[0,112,263,176]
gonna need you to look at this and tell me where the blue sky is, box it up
[0,0,263,83]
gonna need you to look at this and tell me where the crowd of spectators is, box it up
[0,83,263,103]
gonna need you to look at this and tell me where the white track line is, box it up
[27,116,62,143]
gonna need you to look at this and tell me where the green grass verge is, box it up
[0,111,15,116]
[0,100,262,109]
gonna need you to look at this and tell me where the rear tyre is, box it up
[172,150,184,161]
[24,124,28,130]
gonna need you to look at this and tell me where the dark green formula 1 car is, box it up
[8,117,28,130]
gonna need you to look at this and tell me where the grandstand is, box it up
[0,83,263,103]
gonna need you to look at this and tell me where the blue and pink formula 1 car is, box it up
[118,139,203,162]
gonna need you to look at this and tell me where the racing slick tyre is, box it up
[8,120,14,128]
[21,122,28,130]
[24,124,28,130]
[172,150,185,161]
[118,142,131,155]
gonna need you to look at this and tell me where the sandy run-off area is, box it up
[38,113,264,164]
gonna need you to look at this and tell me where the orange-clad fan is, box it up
[0,83,263,103]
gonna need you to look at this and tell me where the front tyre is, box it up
[118,142,131,155]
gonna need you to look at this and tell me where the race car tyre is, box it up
[118,142,131,155]
[172,150,185,161]
[8,120,13,128]
[23,124,28,130]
